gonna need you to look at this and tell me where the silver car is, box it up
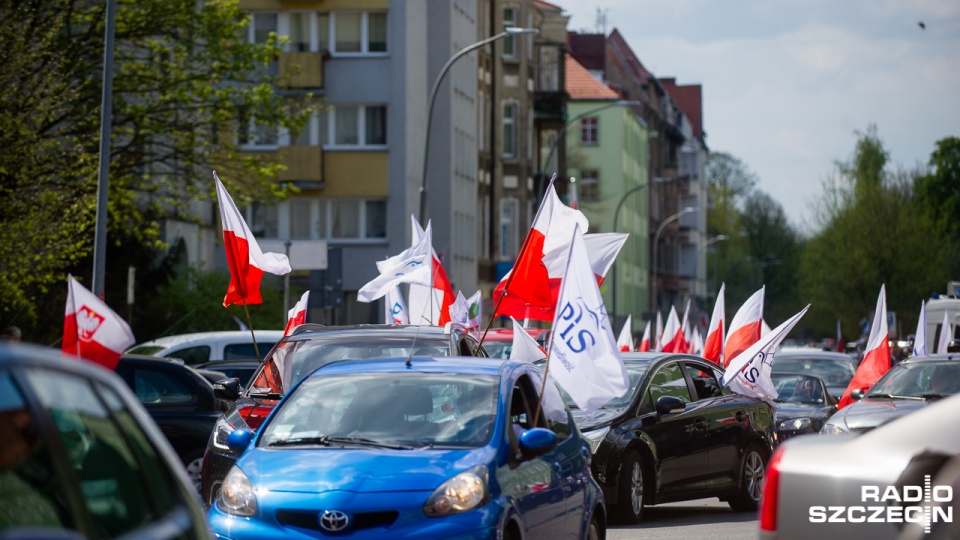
[759,392,960,539]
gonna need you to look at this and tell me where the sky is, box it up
[554,0,960,230]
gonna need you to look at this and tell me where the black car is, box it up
[0,343,209,538]
[200,323,488,505]
[570,353,776,523]
[772,350,859,400]
[770,372,838,441]
[194,359,259,386]
[821,353,960,435]
[114,354,227,492]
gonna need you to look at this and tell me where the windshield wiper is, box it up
[866,393,921,400]
[268,435,414,449]
[918,393,947,400]
[248,391,283,400]
[268,436,332,447]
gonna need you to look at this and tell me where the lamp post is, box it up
[695,234,728,312]
[610,177,670,323]
[419,27,539,224]
[538,99,641,201]
[650,206,696,316]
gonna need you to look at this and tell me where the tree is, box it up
[914,136,960,275]
[740,191,803,325]
[0,0,315,334]
[705,151,757,237]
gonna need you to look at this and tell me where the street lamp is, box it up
[610,177,670,322]
[650,206,696,315]
[695,234,728,311]
[419,27,539,224]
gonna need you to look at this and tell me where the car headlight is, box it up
[582,427,610,454]
[820,423,847,435]
[423,466,488,516]
[217,466,258,517]
[778,417,812,431]
[212,417,234,451]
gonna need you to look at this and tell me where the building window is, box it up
[502,102,516,158]
[368,13,388,52]
[500,197,519,259]
[324,105,386,148]
[365,200,387,238]
[502,8,516,58]
[331,11,388,54]
[282,198,386,241]
[251,13,277,45]
[580,117,598,145]
[287,12,310,51]
[261,11,386,55]
[237,107,278,149]
[580,169,600,201]
[248,203,278,238]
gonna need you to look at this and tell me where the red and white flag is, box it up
[839,285,892,408]
[723,305,810,402]
[691,328,704,356]
[702,283,725,365]
[617,314,635,352]
[407,216,455,326]
[655,311,664,351]
[678,299,692,353]
[62,275,135,370]
[215,172,291,307]
[638,320,652,352]
[661,306,685,353]
[283,291,309,336]
[724,286,765,367]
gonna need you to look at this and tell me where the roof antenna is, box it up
[405,319,422,367]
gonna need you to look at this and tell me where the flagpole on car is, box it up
[242,299,262,362]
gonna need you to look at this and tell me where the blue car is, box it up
[207,357,605,539]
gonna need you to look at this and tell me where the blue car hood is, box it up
[238,447,489,493]
[833,398,930,431]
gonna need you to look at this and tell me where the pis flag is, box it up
[722,305,810,402]
[547,225,629,415]
[358,222,434,302]
[283,291,310,336]
[62,275,135,370]
[384,285,409,325]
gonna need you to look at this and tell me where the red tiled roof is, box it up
[659,79,704,140]
[565,53,618,100]
[534,0,563,11]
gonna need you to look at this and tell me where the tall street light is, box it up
[610,177,670,323]
[419,27,539,224]
[695,234,728,310]
[650,206,696,316]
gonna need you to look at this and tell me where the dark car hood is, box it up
[774,401,822,420]
[572,407,626,430]
[833,398,931,431]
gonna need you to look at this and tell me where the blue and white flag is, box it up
[913,300,927,356]
[358,223,433,302]
[384,285,409,325]
[547,225,629,415]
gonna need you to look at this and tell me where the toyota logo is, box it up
[318,510,350,532]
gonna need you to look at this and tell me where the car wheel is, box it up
[614,449,646,524]
[183,452,204,494]
[587,511,603,540]
[728,444,766,512]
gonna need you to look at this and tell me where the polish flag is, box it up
[839,285,892,408]
[691,329,703,356]
[62,275,135,370]
[637,320,652,352]
[617,315,635,352]
[661,306,685,353]
[215,172,291,307]
[283,291,309,336]
[702,283,725,365]
[723,287,765,368]
[655,311,664,352]
[678,299,692,353]
[407,216,455,326]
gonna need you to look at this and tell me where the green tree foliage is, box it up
[705,151,757,237]
[740,192,803,325]
[0,0,315,337]
[800,126,948,340]
[914,136,960,275]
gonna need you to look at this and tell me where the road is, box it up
[607,498,758,540]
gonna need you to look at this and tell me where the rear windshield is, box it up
[125,345,164,356]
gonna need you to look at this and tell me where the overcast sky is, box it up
[555,0,960,230]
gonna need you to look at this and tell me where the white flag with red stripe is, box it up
[723,305,810,402]
[617,315,635,352]
[637,320,652,352]
[702,283,725,365]
[661,306,684,353]
[283,291,310,336]
[62,275,135,370]
[679,299,692,353]
[214,172,291,307]
[839,285,892,408]
[723,286,765,367]
[406,216,455,325]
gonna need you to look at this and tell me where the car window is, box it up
[0,370,75,531]
[772,357,855,387]
[133,368,197,406]
[647,362,692,405]
[126,345,164,356]
[166,345,210,366]
[509,374,548,436]
[531,372,572,441]
[683,363,724,401]
[23,368,157,538]
[224,342,276,361]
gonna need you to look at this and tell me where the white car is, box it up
[126,330,284,366]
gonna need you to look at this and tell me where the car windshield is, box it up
[483,341,511,359]
[772,357,856,387]
[248,336,453,394]
[550,360,650,410]
[866,362,960,399]
[125,345,164,356]
[259,373,499,448]
[771,373,825,404]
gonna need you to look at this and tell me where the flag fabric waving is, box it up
[283,291,310,336]
[617,315,634,352]
[937,309,952,354]
[678,299,692,353]
[509,317,547,363]
[407,216,455,325]
[384,285,409,324]
[547,225,629,415]
[838,285,892,408]
[62,275,135,370]
[722,305,810,402]
[836,319,845,353]
[466,290,482,329]
[913,300,927,357]
[702,283,725,364]
[724,286,765,367]
[214,172,292,307]
[660,306,684,353]
[358,222,434,302]
[655,311,663,352]
[637,320,652,352]
[448,291,475,329]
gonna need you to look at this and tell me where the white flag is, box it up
[547,225,629,415]
[449,291,471,327]
[617,314,634,352]
[937,310,952,354]
[913,300,927,356]
[509,317,547,363]
[358,223,434,302]
[466,290,482,329]
[384,286,409,325]
[722,305,811,402]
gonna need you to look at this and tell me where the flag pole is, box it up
[241,298,262,362]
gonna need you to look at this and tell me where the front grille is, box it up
[276,509,399,532]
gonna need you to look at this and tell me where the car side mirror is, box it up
[518,427,558,459]
[226,427,255,452]
[655,395,686,415]
[851,388,865,401]
[213,378,241,401]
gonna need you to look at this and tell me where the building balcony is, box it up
[279,51,324,89]
[276,146,323,184]
[534,90,566,121]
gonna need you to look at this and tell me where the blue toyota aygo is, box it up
[208,356,606,539]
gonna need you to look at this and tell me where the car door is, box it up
[682,361,743,488]
[643,360,707,496]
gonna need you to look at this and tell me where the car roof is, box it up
[285,324,467,341]
[895,353,960,365]
[306,356,514,377]
[129,330,285,349]
[120,353,187,366]
[194,359,261,368]
[775,350,856,361]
